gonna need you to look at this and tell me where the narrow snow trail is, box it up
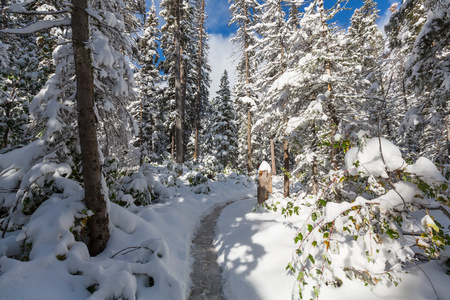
[188,200,236,300]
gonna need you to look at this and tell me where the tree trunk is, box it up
[194,0,205,161]
[244,8,253,173]
[246,106,252,173]
[171,126,175,159]
[257,170,271,204]
[175,0,184,166]
[311,119,318,195]
[283,137,290,198]
[139,101,143,166]
[270,136,276,175]
[72,0,109,256]
[446,114,450,163]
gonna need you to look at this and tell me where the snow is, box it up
[258,160,271,173]
[405,157,447,185]
[345,137,406,177]
[0,161,448,300]
[215,177,449,300]
[0,166,256,300]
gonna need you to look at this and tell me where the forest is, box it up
[0,0,449,299]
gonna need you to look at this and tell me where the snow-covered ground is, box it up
[216,177,450,300]
[0,168,449,299]
[0,166,256,300]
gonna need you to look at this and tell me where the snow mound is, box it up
[345,138,406,178]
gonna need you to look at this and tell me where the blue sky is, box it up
[204,0,395,36]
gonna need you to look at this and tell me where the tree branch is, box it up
[1,18,71,35]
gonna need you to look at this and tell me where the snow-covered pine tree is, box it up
[343,0,383,138]
[384,0,427,157]
[0,2,53,150]
[159,0,177,158]
[192,0,211,161]
[252,0,290,194]
[229,0,259,172]
[133,1,164,164]
[389,0,450,164]
[210,70,238,167]
[160,0,200,164]
[0,0,137,255]
[267,0,348,196]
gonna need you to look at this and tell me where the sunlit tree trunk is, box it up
[270,136,276,175]
[175,0,184,166]
[194,0,205,161]
[72,0,109,256]
[244,7,253,173]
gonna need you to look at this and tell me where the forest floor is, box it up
[0,167,449,300]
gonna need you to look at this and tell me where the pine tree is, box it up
[192,0,211,161]
[344,0,383,138]
[1,0,137,255]
[401,0,449,163]
[229,0,259,172]
[0,2,53,150]
[133,1,164,164]
[160,0,202,164]
[252,0,291,193]
[266,0,348,196]
[210,70,238,167]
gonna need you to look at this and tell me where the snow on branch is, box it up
[5,0,70,15]
[1,18,71,35]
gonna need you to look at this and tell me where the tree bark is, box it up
[257,170,272,204]
[244,7,253,173]
[72,0,109,256]
[311,119,318,195]
[270,136,276,175]
[194,0,205,161]
[283,137,290,198]
[139,101,143,166]
[175,0,184,166]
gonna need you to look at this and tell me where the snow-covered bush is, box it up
[273,137,450,299]
[104,159,169,207]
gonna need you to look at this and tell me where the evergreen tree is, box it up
[133,1,164,164]
[343,0,383,139]
[398,0,449,163]
[1,0,137,255]
[266,0,347,196]
[210,70,238,167]
[254,0,293,193]
[160,0,201,163]
[192,0,211,161]
[229,0,259,172]
[0,3,53,150]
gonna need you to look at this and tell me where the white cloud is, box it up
[376,8,392,34]
[376,0,398,34]
[208,33,237,101]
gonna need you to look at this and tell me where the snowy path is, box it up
[188,200,236,300]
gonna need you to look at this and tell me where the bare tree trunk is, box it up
[283,137,290,198]
[270,136,276,175]
[446,114,450,163]
[139,101,143,166]
[171,126,175,159]
[244,8,253,173]
[194,0,205,161]
[257,170,271,204]
[175,0,184,166]
[311,119,318,195]
[72,0,109,256]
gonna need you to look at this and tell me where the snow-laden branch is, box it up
[1,18,71,35]
[5,0,70,15]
